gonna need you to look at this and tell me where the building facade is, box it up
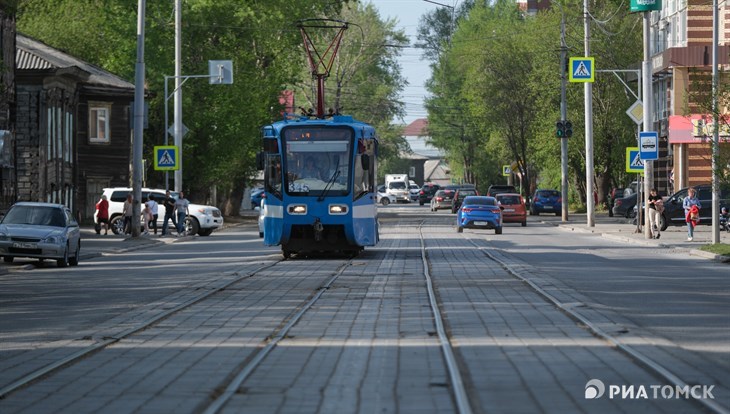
[651,0,730,194]
[14,34,135,221]
[0,9,16,210]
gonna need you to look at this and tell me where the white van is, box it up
[385,174,410,202]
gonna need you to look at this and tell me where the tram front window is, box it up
[283,127,352,196]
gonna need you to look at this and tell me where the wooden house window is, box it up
[89,103,111,144]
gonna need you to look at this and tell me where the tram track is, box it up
[458,231,729,414]
[0,260,288,400]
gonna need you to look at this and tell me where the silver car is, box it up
[0,202,81,267]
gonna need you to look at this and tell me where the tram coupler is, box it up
[313,218,324,242]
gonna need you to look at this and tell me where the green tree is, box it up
[17,0,350,214]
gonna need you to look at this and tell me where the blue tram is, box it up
[257,115,379,258]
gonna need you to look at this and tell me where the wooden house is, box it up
[15,33,135,222]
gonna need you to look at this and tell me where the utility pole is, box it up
[174,0,183,192]
[584,0,594,227]
[642,8,652,239]
[560,8,569,222]
[711,0,720,244]
[132,0,146,237]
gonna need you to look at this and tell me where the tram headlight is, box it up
[328,204,348,215]
[288,204,307,215]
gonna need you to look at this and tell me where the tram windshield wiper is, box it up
[318,170,340,201]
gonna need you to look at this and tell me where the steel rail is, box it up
[462,235,729,414]
[0,261,281,399]
[419,224,474,414]
[203,260,353,414]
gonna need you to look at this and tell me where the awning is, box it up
[668,114,730,144]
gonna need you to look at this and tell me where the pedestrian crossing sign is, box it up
[154,146,179,171]
[569,57,595,83]
[625,147,644,173]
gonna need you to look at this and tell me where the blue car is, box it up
[250,187,265,209]
[529,189,561,216]
[456,196,503,234]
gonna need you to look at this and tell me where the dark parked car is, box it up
[607,187,625,217]
[486,184,517,197]
[611,181,641,218]
[456,196,503,234]
[418,183,441,206]
[529,189,561,216]
[451,187,479,213]
[612,192,639,218]
[657,184,729,230]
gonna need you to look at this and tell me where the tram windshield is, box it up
[282,126,353,197]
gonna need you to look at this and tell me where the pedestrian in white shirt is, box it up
[146,195,160,235]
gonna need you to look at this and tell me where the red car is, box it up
[496,193,527,226]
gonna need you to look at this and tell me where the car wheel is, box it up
[69,241,80,266]
[185,217,200,236]
[660,214,668,231]
[57,244,69,268]
[110,216,124,235]
[419,201,424,206]
[3,256,13,263]
[522,221,527,227]
[457,226,463,233]
[381,198,390,206]
[495,227,503,235]
[554,212,560,216]
[282,250,292,259]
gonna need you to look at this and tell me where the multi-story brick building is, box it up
[651,0,729,194]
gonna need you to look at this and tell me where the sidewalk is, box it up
[77,213,257,260]
[549,213,730,262]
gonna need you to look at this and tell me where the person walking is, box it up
[146,194,159,235]
[683,187,701,241]
[122,193,134,235]
[95,195,110,235]
[175,190,190,236]
[160,190,177,236]
[647,188,663,239]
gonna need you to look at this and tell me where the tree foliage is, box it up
[419,0,642,204]
[17,0,407,213]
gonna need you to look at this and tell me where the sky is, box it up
[367,0,448,126]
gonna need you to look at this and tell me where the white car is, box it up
[377,191,396,206]
[409,184,420,202]
[0,202,81,267]
[96,188,223,236]
[257,200,264,238]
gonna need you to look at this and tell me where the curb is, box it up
[555,222,730,263]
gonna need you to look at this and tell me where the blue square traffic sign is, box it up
[639,131,658,161]
[154,146,179,171]
[569,57,594,83]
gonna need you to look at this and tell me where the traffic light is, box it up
[556,120,573,138]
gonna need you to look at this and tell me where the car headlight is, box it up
[0,232,8,241]
[197,208,211,216]
[41,235,65,245]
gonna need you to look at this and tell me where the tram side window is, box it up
[265,154,282,197]
[353,139,375,199]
